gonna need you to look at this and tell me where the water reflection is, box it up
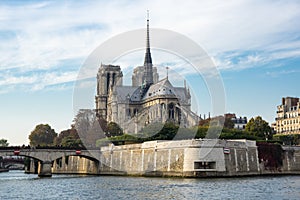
[0,171,299,200]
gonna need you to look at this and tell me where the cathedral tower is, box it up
[95,64,123,119]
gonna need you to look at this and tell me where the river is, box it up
[0,170,299,199]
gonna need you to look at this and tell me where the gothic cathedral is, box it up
[95,16,199,134]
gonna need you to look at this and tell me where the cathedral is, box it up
[95,17,199,134]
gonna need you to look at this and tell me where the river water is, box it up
[0,170,299,199]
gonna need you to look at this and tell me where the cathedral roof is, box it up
[173,87,189,102]
[114,78,190,105]
[142,78,177,100]
[114,86,139,102]
[130,87,143,102]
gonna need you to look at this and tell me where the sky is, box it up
[0,0,299,145]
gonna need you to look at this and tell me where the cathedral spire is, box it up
[144,10,152,65]
[143,10,153,86]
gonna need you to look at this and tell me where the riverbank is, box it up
[23,139,300,178]
[0,168,9,173]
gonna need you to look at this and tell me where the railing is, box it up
[0,146,99,151]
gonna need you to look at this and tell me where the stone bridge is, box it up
[0,157,24,169]
[0,149,101,177]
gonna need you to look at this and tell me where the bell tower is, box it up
[95,64,123,119]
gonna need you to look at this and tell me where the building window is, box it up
[194,161,216,170]
[127,109,131,117]
[168,103,175,119]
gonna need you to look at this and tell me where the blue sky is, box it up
[0,0,299,145]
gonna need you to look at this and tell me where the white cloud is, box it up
[0,70,78,92]
[266,69,300,78]
[0,0,299,92]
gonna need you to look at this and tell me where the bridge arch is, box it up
[0,151,43,162]
[53,154,99,163]
[4,163,25,169]
[0,149,102,177]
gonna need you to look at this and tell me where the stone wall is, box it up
[99,140,186,176]
[223,140,260,176]
[98,139,261,177]
[52,156,98,175]
[281,146,300,173]
[24,140,300,178]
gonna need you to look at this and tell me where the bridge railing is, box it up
[0,146,100,151]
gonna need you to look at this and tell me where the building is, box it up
[224,113,247,130]
[95,16,199,133]
[274,97,300,135]
[232,116,247,130]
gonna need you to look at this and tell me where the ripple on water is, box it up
[1,171,300,200]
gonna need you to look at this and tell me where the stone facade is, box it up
[274,97,300,134]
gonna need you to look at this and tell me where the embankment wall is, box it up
[27,139,300,177]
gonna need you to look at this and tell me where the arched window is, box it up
[133,108,138,115]
[168,103,175,119]
[127,108,131,117]
[176,104,181,123]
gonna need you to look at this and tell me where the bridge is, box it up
[0,148,101,177]
[0,157,25,170]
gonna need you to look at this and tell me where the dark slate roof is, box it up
[130,87,143,102]
[114,79,190,104]
[173,87,188,102]
[114,86,139,102]
[142,78,177,100]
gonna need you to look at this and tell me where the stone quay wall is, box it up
[98,139,261,177]
[27,139,300,177]
[52,155,99,175]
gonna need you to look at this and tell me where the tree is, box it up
[54,125,83,148]
[199,115,234,129]
[106,122,123,137]
[61,137,83,148]
[73,109,97,136]
[73,109,107,147]
[0,139,9,147]
[245,116,272,139]
[29,124,57,147]
[140,122,179,140]
[224,117,234,129]
[199,118,211,127]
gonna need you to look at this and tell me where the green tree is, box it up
[73,109,108,147]
[73,109,97,136]
[199,115,234,129]
[198,118,211,127]
[29,124,57,147]
[273,134,300,145]
[224,117,234,129]
[0,139,9,147]
[106,122,123,137]
[54,126,83,148]
[140,122,179,140]
[245,116,272,139]
[61,137,83,148]
[138,122,164,138]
